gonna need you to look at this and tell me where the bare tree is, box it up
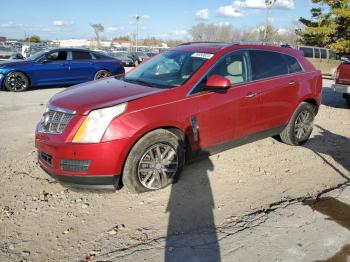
[90,23,104,49]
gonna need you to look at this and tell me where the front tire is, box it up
[4,72,29,92]
[123,129,185,194]
[279,102,315,146]
[94,70,111,80]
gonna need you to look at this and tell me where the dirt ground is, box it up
[0,78,349,261]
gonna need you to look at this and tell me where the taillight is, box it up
[336,66,340,82]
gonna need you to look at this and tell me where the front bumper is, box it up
[332,83,350,94]
[35,137,129,189]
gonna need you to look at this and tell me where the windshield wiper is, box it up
[123,78,155,87]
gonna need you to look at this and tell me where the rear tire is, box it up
[279,102,315,146]
[4,71,29,92]
[123,129,185,194]
[94,70,111,80]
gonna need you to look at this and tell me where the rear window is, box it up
[72,51,91,60]
[249,50,289,80]
[300,47,313,58]
[283,55,303,74]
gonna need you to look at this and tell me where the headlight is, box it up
[72,103,127,143]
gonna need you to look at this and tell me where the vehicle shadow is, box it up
[304,125,350,180]
[321,86,348,108]
[164,152,221,262]
[303,197,350,261]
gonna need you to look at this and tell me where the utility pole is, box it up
[264,0,276,41]
[135,15,140,52]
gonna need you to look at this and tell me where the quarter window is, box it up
[72,51,92,60]
[283,55,303,74]
[249,50,288,80]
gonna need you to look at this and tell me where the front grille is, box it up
[40,109,73,134]
[39,151,53,166]
[60,159,91,172]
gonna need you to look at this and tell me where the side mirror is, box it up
[205,74,231,90]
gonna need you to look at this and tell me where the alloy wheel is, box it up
[294,110,313,141]
[6,72,28,91]
[94,70,111,80]
[137,143,178,190]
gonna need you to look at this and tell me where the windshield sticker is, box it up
[191,53,214,59]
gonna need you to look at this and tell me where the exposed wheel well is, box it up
[303,98,319,114]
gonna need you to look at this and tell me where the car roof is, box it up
[172,42,302,56]
[47,48,92,53]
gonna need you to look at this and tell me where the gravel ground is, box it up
[0,78,349,261]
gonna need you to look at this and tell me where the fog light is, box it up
[60,159,91,172]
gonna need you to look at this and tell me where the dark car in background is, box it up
[0,46,24,61]
[127,51,150,66]
[109,52,135,67]
[0,48,124,91]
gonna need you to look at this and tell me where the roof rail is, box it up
[228,41,293,48]
[177,41,228,46]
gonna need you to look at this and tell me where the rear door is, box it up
[248,50,301,130]
[67,50,96,82]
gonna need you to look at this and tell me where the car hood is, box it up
[0,60,32,68]
[50,77,167,115]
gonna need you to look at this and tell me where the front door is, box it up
[188,50,261,150]
[33,50,70,85]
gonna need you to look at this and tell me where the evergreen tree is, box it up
[296,0,350,54]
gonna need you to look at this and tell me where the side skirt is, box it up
[189,125,286,162]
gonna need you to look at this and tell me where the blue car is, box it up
[0,48,125,92]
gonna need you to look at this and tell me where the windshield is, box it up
[124,50,212,88]
[27,50,46,60]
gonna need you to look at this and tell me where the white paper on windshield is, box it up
[191,53,214,59]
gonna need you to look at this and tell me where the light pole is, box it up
[135,15,140,52]
[264,0,276,41]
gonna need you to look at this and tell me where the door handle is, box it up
[289,80,296,85]
[245,92,257,98]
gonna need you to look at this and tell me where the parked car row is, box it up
[35,42,323,193]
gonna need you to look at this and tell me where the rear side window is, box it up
[320,49,327,59]
[249,50,288,80]
[72,51,92,60]
[300,47,313,58]
[283,55,303,74]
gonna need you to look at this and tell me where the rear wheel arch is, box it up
[303,98,319,114]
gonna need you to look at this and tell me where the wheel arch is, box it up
[118,125,189,187]
[303,97,319,114]
[2,70,32,89]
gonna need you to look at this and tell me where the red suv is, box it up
[35,43,322,193]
